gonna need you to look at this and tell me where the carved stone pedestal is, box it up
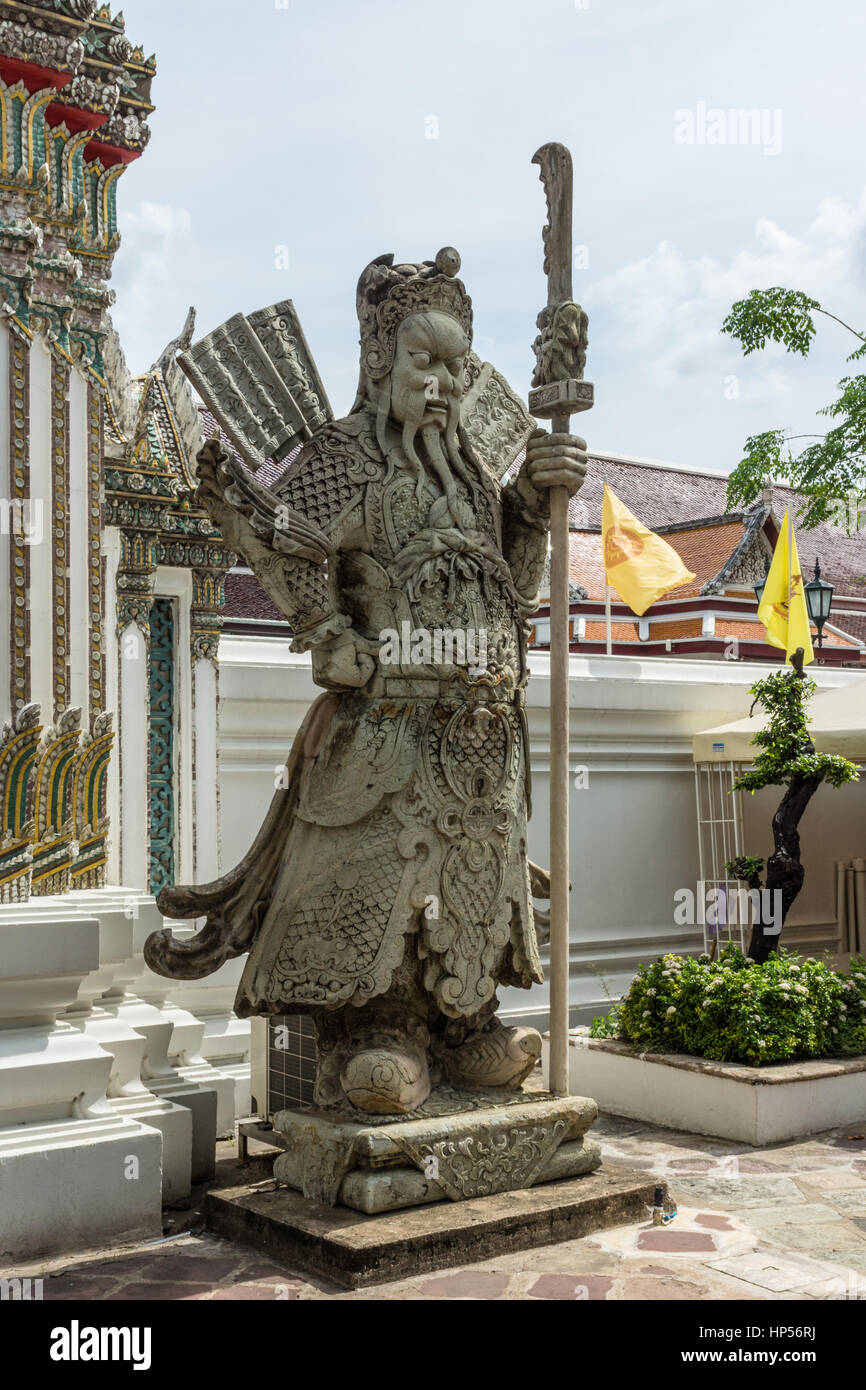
[272,1089,600,1213]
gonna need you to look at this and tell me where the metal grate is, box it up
[694,760,750,954]
[267,1014,317,1113]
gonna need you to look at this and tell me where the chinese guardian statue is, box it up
[145,248,586,1117]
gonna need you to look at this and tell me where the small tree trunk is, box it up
[748,772,823,963]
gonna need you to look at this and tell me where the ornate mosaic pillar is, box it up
[148,596,176,899]
[8,327,31,716]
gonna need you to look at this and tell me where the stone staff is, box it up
[530,142,594,1096]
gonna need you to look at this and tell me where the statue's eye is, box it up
[410,351,431,369]
[448,358,465,377]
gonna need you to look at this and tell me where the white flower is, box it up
[794,985,808,996]
[666,1006,676,1016]
[789,965,800,974]
[839,1005,847,1014]
[646,988,657,997]
[779,982,791,992]
[643,1010,651,1018]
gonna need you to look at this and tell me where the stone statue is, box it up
[145,248,587,1118]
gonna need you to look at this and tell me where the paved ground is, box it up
[17,1113,866,1301]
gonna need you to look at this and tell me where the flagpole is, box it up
[605,583,612,656]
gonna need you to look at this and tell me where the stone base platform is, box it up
[203,1162,662,1289]
[271,1088,601,1212]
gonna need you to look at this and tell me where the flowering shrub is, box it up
[589,948,866,1065]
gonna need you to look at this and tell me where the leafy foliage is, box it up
[731,669,859,796]
[591,948,866,1065]
[721,288,821,357]
[722,288,866,528]
[725,855,765,883]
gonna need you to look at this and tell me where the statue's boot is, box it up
[340,1035,430,1115]
[441,1022,542,1089]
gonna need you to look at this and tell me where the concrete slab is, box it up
[203,1162,662,1289]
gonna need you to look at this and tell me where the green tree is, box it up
[721,288,866,529]
[726,653,859,964]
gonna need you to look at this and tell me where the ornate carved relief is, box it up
[30,706,81,897]
[70,711,113,890]
[0,703,42,903]
[8,329,30,712]
[51,358,70,717]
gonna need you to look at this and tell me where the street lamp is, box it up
[754,555,770,606]
[805,558,834,650]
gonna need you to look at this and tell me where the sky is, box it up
[109,0,866,478]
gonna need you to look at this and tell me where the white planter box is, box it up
[542,1034,866,1145]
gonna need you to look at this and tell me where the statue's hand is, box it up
[312,630,376,691]
[520,428,587,501]
[194,438,253,555]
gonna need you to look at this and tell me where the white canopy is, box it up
[693,678,866,764]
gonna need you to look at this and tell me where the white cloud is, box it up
[110,202,193,373]
[586,189,866,404]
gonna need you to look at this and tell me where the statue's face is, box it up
[389,311,468,431]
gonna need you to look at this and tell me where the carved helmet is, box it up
[355,249,473,383]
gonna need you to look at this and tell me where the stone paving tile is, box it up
[104,1283,213,1300]
[45,1275,120,1300]
[795,1169,866,1191]
[771,1222,866,1256]
[816,1249,866,1272]
[824,1189,866,1213]
[729,1203,839,1227]
[637,1230,718,1253]
[704,1251,849,1295]
[414,1272,512,1299]
[207,1283,300,1301]
[668,1176,804,1208]
[525,1273,614,1300]
[612,1275,708,1300]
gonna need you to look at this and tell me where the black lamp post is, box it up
[805,559,834,650]
[754,555,770,606]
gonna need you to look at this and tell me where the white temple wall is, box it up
[218,640,865,1028]
[192,657,220,883]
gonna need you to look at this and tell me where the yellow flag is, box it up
[758,511,815,666]
[602,484,697,617]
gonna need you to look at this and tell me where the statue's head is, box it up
[354,250,473,466]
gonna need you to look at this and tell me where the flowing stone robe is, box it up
[175,407,551,1028]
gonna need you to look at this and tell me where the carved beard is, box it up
[375,378,476,523]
